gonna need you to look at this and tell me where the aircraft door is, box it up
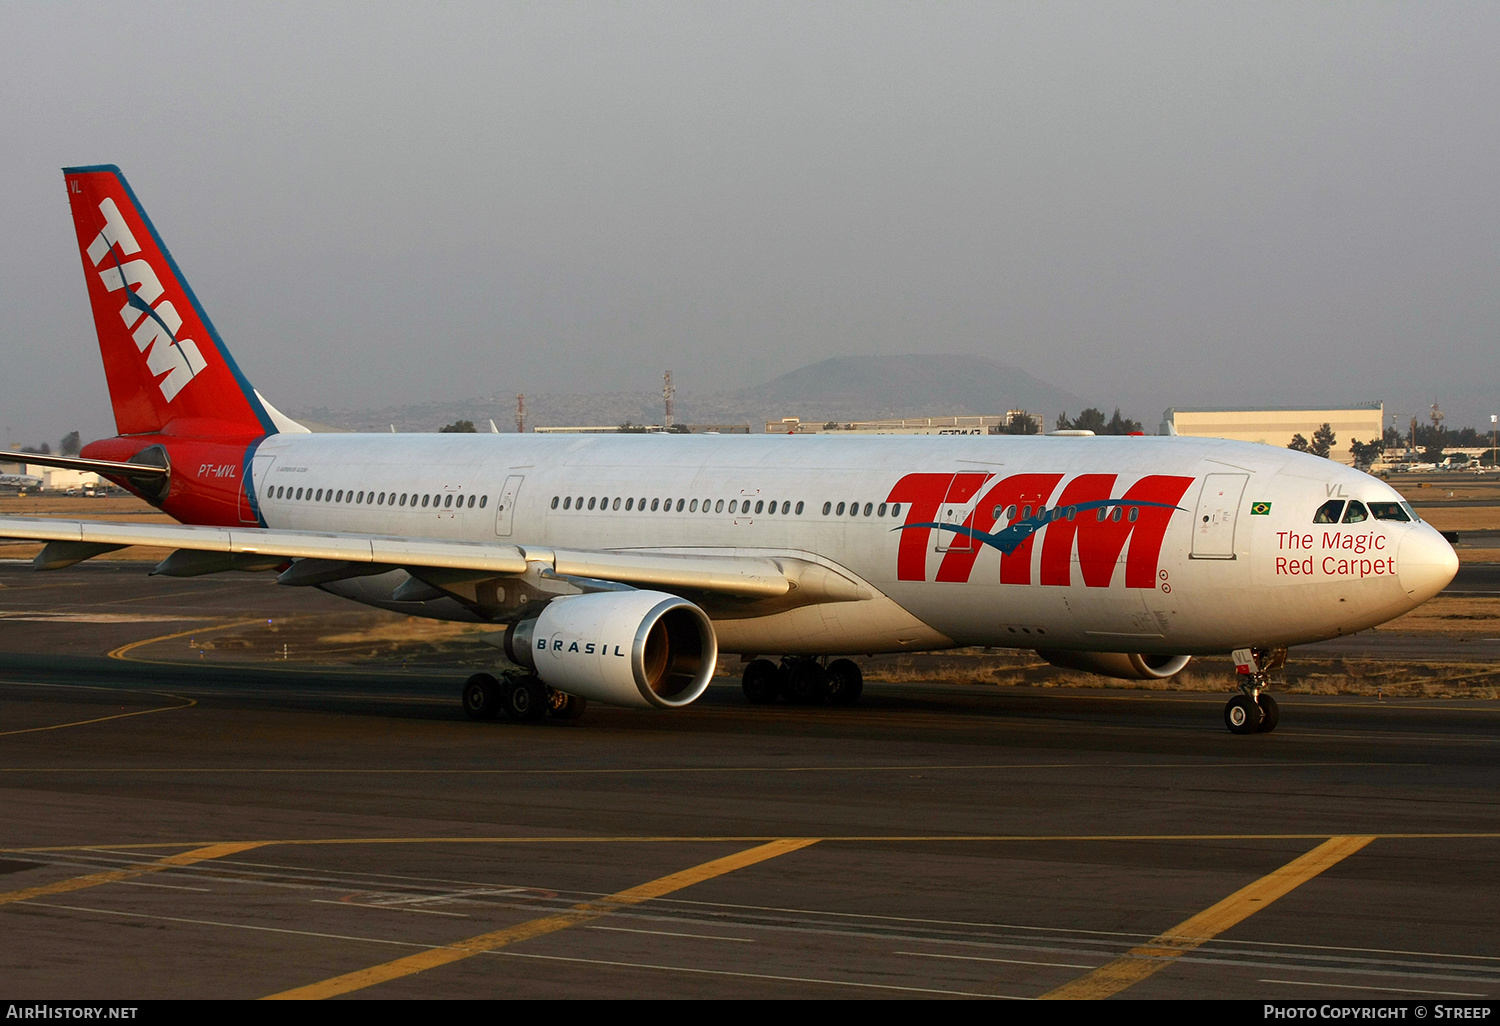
[241,453,276,524]
[494,474,524,537]
[934,502,972,553]
[1190,473,1248,559]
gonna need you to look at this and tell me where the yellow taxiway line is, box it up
[0,842,268,907]
[1040,834,1376,999]
[261,838,819,1000]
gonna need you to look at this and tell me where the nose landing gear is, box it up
[1225,647,1285,734]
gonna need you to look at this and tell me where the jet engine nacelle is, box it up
[504,591,717,709]
[1037,650,1192,681]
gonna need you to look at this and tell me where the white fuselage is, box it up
[242,431,1457,658]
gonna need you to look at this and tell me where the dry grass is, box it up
[0,492,176,561]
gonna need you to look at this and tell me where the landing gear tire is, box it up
[742,659,782,704]
[782,660,830,705]
[462,673,502,720]
[1255,693,1279,733]
[826,659,864,706]
[503,674,548,722]
[546,687,587,720]
[1224,694,1263,735]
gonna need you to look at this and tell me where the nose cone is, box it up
[1399,525,1459,604]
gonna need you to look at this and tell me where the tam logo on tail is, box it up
[82,195,207,402]
[64,165,273,440]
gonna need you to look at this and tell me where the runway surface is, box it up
[1,561,1497,1000]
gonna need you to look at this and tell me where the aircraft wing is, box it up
[0,516,793,600]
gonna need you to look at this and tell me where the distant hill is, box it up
[735,354,1083,423]
[292,353,1085,433]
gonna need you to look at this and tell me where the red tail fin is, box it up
[63,165,274,439]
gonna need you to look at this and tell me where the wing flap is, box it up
[0,517,791,599]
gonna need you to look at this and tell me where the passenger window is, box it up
[781,501,791,514]
[1342,501,1369,524]
[612,497,621,511]
[863,502,873,517]
[755,501,764,514]
[551,496,559,509]
[1110,507,1123,522]
[1065,506,1077,521]
[479,496,486,508]
[704,497,712,511]
[1127,507,1139,522]
[836,502,845,515]
[421,495,429,508]
[1021,506,1032,520]
[588,497,596,510]
[651,498,660,511]
[626,497,634,510]
[379,493,386,505]
[689,499,698,512]
[563,496,571,509]
[822,502,832,515]
[848,499,858,516]
[676,499,685,512]
[729,500,737,513]
[795,501,804,515]
[890,503,900,517]
[1313,500,1345,524]
[1368,502,1409,522]
[715,499,724,513]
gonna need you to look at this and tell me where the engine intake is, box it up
[504,591,717,709]
[1037,650,1192,681]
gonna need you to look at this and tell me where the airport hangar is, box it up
[1159,403,1385,466]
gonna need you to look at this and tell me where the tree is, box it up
[1311,423,1336,459]
[1004,411,1039,435]
[1054,412,1071,431]
[1104,408,1143,435]
[618,421,648,433]
[439,420,476,433]
[1421,442,1446,465]
[1288,434,1310,452]
[1349,438,1382,468]
[1068,408,1108,434]
[823,421,839,431]
[59,431,81,456]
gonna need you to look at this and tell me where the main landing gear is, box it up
[462,671,587,723]
[1224,647,1285,735]
[741,656,864,707]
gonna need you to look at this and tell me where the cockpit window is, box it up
[1341,501,1368,524]
[1367,502,1410,522]
[1313,500,1345,524]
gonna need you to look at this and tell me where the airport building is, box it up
[1159,404,1385,466]
[769,413,1041,435]
[533,424,751,434]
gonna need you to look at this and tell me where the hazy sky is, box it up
[3,2,1498,446]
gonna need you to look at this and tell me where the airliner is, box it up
[0,166,1459,734]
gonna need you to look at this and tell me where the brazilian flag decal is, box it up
[1250,501,1272,516]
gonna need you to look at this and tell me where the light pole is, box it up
[1491,414,1497,470]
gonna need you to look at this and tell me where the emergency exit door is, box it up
[494,475,524,536]
[1190,473,1248,559]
